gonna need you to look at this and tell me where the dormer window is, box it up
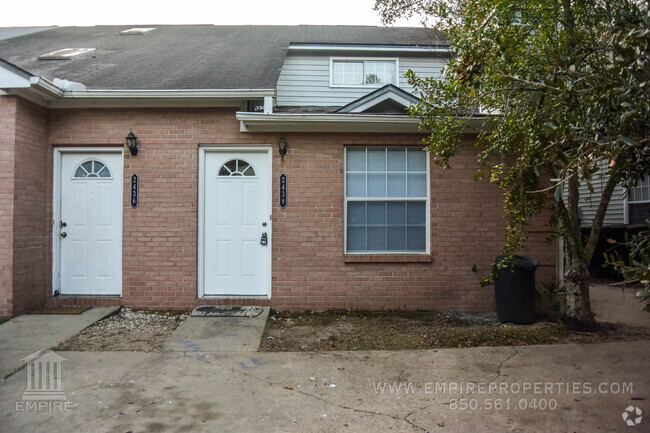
[331,58,398,87]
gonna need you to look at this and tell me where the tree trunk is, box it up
[560,173,598,330]
[558,165,618,330]
[563,255,597,330]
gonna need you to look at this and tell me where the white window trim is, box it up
[625,175,650,225]
[330,57,400,88]
[343,147,430,255]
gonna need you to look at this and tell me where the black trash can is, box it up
[494,255,539,324]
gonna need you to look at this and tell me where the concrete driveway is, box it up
[0,285,647,432]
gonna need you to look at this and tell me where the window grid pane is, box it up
[345,147,427,253]
[629,176,650,203]
[333,61,363,85]
[364,61,396,85]
[333,60,396,86]
[74,160,111,178]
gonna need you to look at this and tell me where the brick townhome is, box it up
[0,25,556,318]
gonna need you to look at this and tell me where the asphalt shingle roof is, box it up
[0,25,447,90]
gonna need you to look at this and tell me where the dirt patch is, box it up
[54,308,189,352]
[259,310,650,352]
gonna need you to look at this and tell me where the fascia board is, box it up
[61,89,275,99]
[237,112,421,133]
[236,112,491,133]
[289,44,452,55]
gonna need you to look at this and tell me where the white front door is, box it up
[202,150,271,296]
[57,151,123,295]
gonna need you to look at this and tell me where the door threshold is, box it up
[55,294,122,298]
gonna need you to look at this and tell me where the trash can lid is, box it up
[495,255,540,272]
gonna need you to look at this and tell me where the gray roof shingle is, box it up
[0,25,447,90]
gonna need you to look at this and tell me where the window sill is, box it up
[344,254,432,264]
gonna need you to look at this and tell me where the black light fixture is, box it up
[278,137,288,161]
[125,130,138,156]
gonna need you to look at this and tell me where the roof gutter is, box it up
[237,112,422,133]
[288,44,452,55]
[236,112,490,133]
[61,88,275,99]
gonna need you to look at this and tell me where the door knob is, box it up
[260,232,268,246]
[60,232,67,238]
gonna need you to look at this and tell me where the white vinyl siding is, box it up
[563,162,627,228]
[276,54,445,107]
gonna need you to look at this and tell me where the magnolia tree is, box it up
[375,0,650,329]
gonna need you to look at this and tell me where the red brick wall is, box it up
[12,98,50,315]
[0,96,17,318]
[43,107,555,312]
[0,96,50,318]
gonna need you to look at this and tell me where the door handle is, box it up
[60,232,67,238]
[260,232,268,246]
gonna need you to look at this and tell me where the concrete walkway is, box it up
[0,288,647,432]
[0,342,647,432]
[590,283,649,327]
[164,307,270,352]
[0,306,119,380]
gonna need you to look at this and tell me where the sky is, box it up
[1,0,423,28]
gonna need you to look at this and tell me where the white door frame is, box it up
[52,147,124,296]
[198,145,272,298]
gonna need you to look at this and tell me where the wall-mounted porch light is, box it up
[125,130,138,156]
[278,137,288,161]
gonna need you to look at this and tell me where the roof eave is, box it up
[288,44,452,55]
[236,112,491,133]
[49,88,276,108]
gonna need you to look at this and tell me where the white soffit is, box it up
[236,112,490,133]
[236,112,422,133]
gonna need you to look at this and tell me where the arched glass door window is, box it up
[74,160,111,178]
[218,159,256,177]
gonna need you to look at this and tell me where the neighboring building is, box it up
[574,167,650,229]
[564,165,650,278]
[0,25,556,318]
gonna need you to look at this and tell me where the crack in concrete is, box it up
[457,346,520,400]
[2,364,25,381]
[184,352,432,432]
[490,346,519,385]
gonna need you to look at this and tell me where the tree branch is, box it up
[526,176,571,194]
[584,172,619,262]
[565,173,582,257]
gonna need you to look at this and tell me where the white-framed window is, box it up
[73,160,111,178]
[344,147,429,253]
[218,159,256,177]
[331,58,398,87]
[628,175,650,224]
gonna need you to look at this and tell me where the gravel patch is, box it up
[54,308,189,352]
